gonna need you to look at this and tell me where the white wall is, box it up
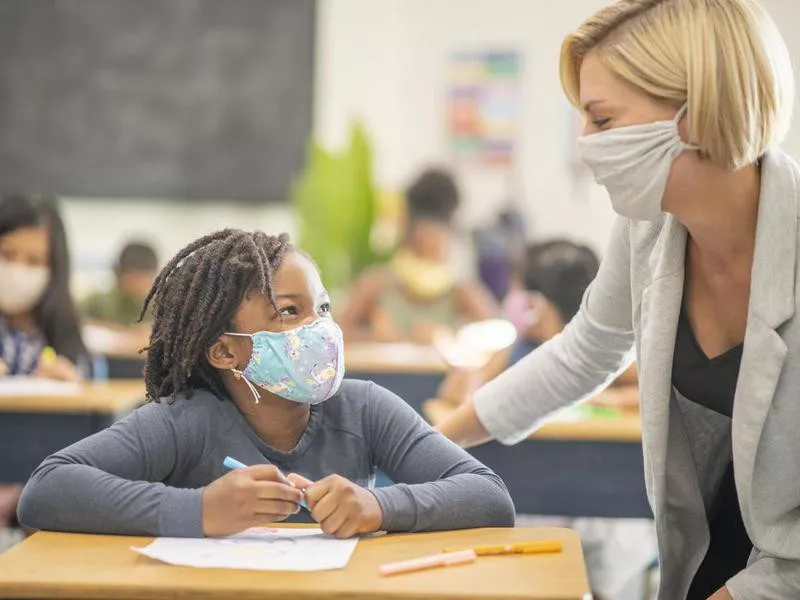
[62,0,800,284]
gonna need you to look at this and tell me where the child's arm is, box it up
[366,383,515,532]
[17,403,201,537]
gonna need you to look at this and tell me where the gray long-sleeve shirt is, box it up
[18,379,514,537]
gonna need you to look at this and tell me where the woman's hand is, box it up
[289,473,383,539]
[707,587,734,600]
[0,358,7,377]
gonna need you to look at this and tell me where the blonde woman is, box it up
[436,1,797,598]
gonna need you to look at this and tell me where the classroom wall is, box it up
[315,0,800,253]
[61,0,800,283]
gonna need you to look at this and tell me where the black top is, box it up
[672,310,752,599]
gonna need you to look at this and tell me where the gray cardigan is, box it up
[474,148,800,600]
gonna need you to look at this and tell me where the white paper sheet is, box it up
[0,376,81,397]
[132,527,359,571]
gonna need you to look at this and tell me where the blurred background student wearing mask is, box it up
[0,192,88,548]
[0,194,87,382]
[339,167,498,345]
[438,239,637,407]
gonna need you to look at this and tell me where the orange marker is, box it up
[443,540,563,556]
[378,549,477,577]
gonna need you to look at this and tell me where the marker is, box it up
[223,456,308,510]
[378,549,477,577]
[443,540,563,556]
[40,346,57,366]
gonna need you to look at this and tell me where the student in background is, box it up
[338,168,497,345]
[0,193,87,547]
[83,241,158,328]
[19,229,514,539]
[438,239,637,412]
[0,193,87,381]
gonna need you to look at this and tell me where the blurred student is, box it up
[0,193,87,545]
[83,241,158,328]
[0,193,87,381]
[439,239,637,407]
[339,167,498,345]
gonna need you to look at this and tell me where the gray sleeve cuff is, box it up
[370,485,416,532]
[157,487,204,538]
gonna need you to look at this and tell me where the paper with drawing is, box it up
[133,527,359,571]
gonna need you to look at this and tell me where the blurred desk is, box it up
[84,324,147,379]
[0,526,590,600]
[346,344,446,414]
[0,380,144,483]
[425,399,651,519]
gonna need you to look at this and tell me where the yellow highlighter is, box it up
[40,346,57,366]
[443,540,563,556]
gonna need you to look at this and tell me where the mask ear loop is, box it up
[231,367,261,404]
[674,103,699,151]
[224,332,261,404]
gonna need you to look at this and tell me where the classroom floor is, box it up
[0,527,24,554]
[515,515,657,600]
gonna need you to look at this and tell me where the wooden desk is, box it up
[345,343,446,375]
[425,400,650,520]
[0,381,144,484]
[345,344,446,415]
[0,527,590,600]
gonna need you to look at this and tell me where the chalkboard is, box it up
[0,0,315,201]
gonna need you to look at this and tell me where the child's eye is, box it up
[279,305,299,316]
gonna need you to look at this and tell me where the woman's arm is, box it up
[366,382,515,532]
[726,555,800,599]
[440,217,636,447]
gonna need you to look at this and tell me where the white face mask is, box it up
[577,104,698,221]
[0,259,50,315]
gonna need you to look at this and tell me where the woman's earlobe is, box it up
[206,338,238,370]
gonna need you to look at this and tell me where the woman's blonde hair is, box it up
[560,0,795,169]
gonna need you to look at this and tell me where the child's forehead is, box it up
[271,252,326,296]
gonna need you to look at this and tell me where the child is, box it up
[18,230,514,538]
[338,168,497,345]
[83,241,158,327]
[0,193,88,544]
[0,193,87,381]
[437,240,637,408]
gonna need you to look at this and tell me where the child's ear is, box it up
[206,336,240,370]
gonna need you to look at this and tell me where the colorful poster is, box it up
[447,50,521,168]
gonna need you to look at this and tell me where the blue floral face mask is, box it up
[225,318,345,405]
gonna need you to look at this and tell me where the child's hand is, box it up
[32,352,81,382]
[291,473,383,539]
[202,465,303,537]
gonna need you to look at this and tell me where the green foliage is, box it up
[291,122,379,292]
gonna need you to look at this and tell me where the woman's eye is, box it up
[279,305,299,316]
[593,117,611,129]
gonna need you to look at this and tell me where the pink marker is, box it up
[378,549,477,577]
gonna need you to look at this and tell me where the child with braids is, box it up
[18,230,514,539]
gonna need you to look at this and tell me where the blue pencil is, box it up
[223,455,309,510]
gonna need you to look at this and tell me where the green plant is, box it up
[291,121,379,293]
